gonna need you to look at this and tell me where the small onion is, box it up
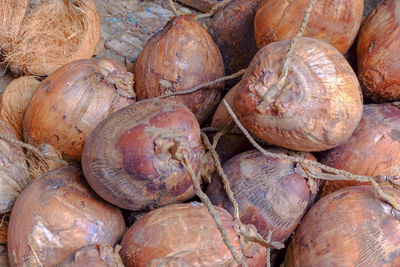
[320,103,400,195]
[23,58,135,162]
[82,99,203,211]
[285,186,400,266]
[357,0,400,101]
[135,15,225,123]
[254,0,364,54]
[233,37,363,152]
[8,166,126,266]
[119,203,266,266]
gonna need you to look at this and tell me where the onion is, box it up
[254,0,364,54]
[82,99,203,211]
[320,103,400,196]
[8,166,126,266]
[58,244,124,267]
[357,0,400,101]
[135,15,225,123]
[1,0,100,76]
[285,185,400,266]
[23,58,135,162]
[233,37,363,152]
[0,76,41,141]
[119,203,266,266]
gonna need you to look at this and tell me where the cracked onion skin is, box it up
[233,37,363,152]
[285,186,400,266]
[135,15,225,123]
[119,203,266,267]
[320,103,400,196]
[82,99,203,211]
[8,166,126,267]
[358,0,400,101]
[254,0,364,54]
[23,58,135,162]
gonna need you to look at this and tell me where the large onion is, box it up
[233,37,363,152]
[82,99,203,211]
[254,0,364,54]
[285,186,400,266]
[119,203,266,266]
[135,15,225,123]
[23,58,135,162]
[8,166,126,266]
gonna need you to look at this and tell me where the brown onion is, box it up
[2,0,100,76]
[8,166,126,266]
[254,0,364,54]
[233,37,363,152]
[23,58,135,162]
[285,186,400,266]
[119,203,266,266]
[82,99,203,211]
[58,244,124,267]
[135,15,224,123]
[0,76,41,141]
[320,103,400,196]
[358,0,400,101]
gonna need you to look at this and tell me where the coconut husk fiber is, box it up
[3,0,100,76]
[0,214,8,244]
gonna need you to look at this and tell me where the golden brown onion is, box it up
[357,0,400,101]
[135,15,225,123]
[82,99,203,211]
[254,0,364,54]
[119,203,266,266]
[4,0,100,76]
[8,166,126,266]
[233,37,363,152]
[23,58,135,162]
[0,76,41,141]
[320,103,400,196]
[285,186,400,266]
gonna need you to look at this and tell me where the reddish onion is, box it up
[23,58,135,162]
[285,186,400,266]
[233,37,363,152]
[119,203,266,266]
[8,166,126,266]
[254,0,364,54]
[82,99,204,211]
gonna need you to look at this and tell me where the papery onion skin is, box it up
[254,0,364,54]
[357,0,400,101]
[119,203,266,267]
[82,99,203,211]
[8,166,126,267]
[285,186,400,266]
[135,15,225,123]
[23,58,135,162]
[233,37,363,152]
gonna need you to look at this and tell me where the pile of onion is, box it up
[135,15,225,123]
[285,186,400,266]
[254,0,364,54]
[0,0,100,76]
[82,99,204,211]
[23,58,135,162]
[8,166,126,266]
[233,37,363,152]
[119,203,266,266]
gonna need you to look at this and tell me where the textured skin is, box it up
[119,203,266,267]
[286,186,400,267]
[358,0,400,101]
[233,37,363,152]
[254,0,364,54]
[135,15,225,123]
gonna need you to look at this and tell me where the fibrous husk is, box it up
[0,245,8,266]
[26,143,64,180]
[0,75,41,140]
[4,0,100,76]
[0,213,9,244]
